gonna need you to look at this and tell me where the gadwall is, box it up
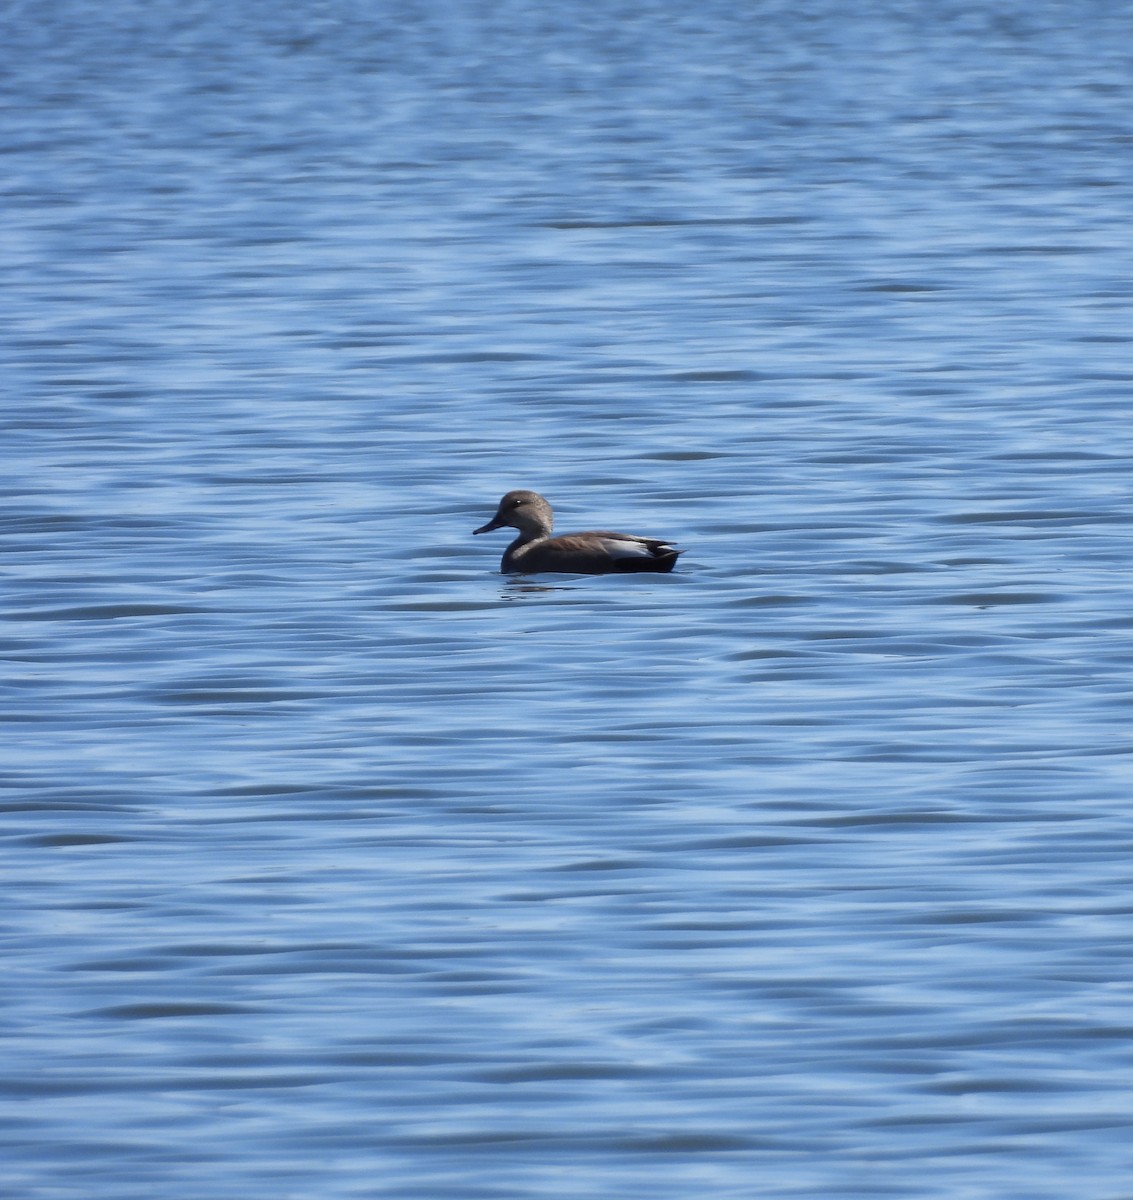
[473,490,683,575]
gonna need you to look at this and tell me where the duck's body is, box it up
[474,490,682,575]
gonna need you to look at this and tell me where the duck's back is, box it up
[506,531,681,574]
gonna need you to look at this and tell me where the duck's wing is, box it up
[582,531,682,558]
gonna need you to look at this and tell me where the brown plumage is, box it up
[473,490,683,575]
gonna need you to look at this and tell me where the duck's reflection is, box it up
[499,576,580,599]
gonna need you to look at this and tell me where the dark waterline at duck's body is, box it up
[473,490,683,574]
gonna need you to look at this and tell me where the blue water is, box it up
[4,2,1133,1197]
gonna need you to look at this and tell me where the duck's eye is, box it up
[511,498,525,508]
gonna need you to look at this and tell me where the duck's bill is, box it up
[473,517,504,535]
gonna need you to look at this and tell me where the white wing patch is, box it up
[602,538,661,559]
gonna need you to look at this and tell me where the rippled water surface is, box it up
[4,2,1133,1197]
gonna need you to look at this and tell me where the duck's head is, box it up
[473,490,553,537]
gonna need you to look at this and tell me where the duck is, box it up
[473,490,683,575]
